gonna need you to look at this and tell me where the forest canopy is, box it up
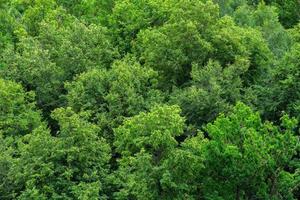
[0,0,300,199]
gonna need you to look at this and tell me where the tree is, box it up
[0,78,42,138]
[0,37,64,116]
[170,59,249,128]
[110,0,218,54]
[254,43,300,120]
[0,0,16,60]
[57,0,115,25]
[11,0,58,36]
[10,108,111,199]
[233,3,292,57]
[109,0,167,54]
[134,12,272,89]
[0,133,15,199]
[113,105,187,199]
[214,0,247,16]
[0,16,117,118]
[134,20,212,88]
[0,78,43,199]
[37,18,118,79]
[130,0,219,88]
[0,0,299,199]
[202,102,299,199]
[264,0,300,28]
[208,16,273,86]
[289,23,300,43]
[65,57,164,140]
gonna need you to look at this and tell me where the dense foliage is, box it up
[0,0,299,199]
